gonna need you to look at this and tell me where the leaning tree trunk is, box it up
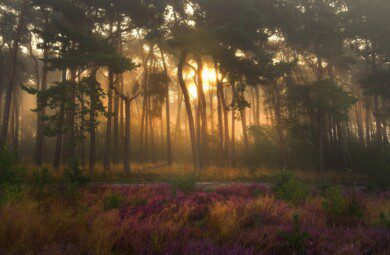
[0,0,28,149]
[178,50,199,170]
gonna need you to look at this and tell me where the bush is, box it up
[171,173,198,196]
[273,171,309,205]
[63,157,90,188]
[103,192,126,211]
[30,168,55,198]
[0,183,22,205]
[322,187,365,226]
[0,149,24,187]
[278,214,309,255]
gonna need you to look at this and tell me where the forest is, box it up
[0,0,389,254]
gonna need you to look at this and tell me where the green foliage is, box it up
[0,149,24,187]
[373,212,390,229]
[0,183,22,206]
[278,214,309,255]
[63,157,90,188]
[273,171,309,206]
[246,126,280,168]
[103,192,126,211]
[171,173,198,196]
[30,168,55,198]
[322,187,365,226]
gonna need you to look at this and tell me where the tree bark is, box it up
[0,0,28,149]
[159,47,172,165]
[53,70,67,169]
[35,46,49,166]
[196,56,208,167]
[178,50,199,169]
[124,97,131,173]
[104,69,114,172]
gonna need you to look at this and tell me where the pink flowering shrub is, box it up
[0,184,389,254]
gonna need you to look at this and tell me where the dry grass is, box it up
[24,162,367,186]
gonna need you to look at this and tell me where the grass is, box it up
[24,162,370,188]
[0,182,388,254]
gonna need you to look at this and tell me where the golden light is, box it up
[185,66,218,100]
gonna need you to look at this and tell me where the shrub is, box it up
[171,173,198,196]
[0,149,24,187]
[103,192,126,211]
[278,214,309,255]
[63,157,90,188]
[322,187,365,226]
[0,183,22,205]
[273,171,309,205]
[30,168,55,198]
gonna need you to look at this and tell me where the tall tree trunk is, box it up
[113,83,119,163]
[337,121,348,170]
[67,70,77,160]
[214,61,224,165]
[0,0,28,149]
[178,50,199,169]
[159,47,172,165]
[365,99,371,146]
[317,109,325,170]
[254,86,260,126]
[196,56,208,167]
[89,70,98,175]
[104,69,114,172]
[231,86,236,167]
[124,97,131,173]
[355,101,365,145]
[374,95,382,144]
[13,93,20,156]
[53,70,67,169]
[219,84,230,159]
[35,46,49,166]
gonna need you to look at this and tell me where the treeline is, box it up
[0,0,388,175]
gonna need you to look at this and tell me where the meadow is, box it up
[0,163,389,255]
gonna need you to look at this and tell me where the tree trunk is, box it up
[113,83,120,163]
[374,95,382,144]
[159,47,172,165]
[365,99,371,146]
[0,0,28,149]
[53,70,67,169]
[196,56,208,167]
[219,83,230,159]
[89,71,98,175]
[255,86,260,126]
[214,61,224,165]
[178,50,199,169]
[104,69,114,172]
[231,86,236,167]
[35,46,49,166]
[124,97,131,173]
[355,101,364,145]
[67,70,77,160]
